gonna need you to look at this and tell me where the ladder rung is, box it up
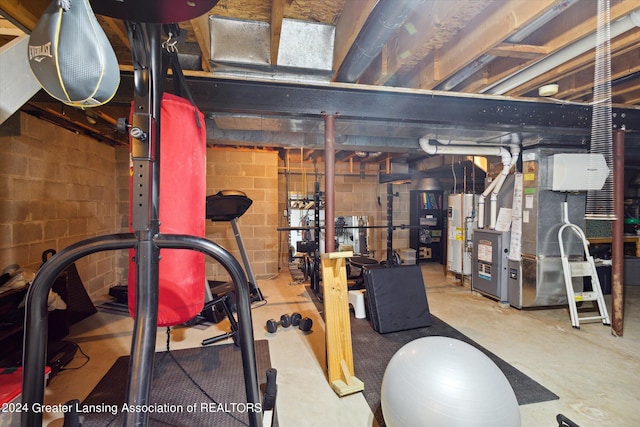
[578,315,607,321]
[569,261,592,277]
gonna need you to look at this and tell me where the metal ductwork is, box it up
[1,35,41,125]
[335,0,424,83]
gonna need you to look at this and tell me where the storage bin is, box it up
[624,256,640,286]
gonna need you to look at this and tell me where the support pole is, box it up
[324,114,336,253]
[611,129,625,336]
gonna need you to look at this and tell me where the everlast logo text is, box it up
[29,42,52,62]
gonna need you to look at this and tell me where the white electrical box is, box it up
[551,153,609,191]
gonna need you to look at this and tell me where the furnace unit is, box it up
[472,229,510,302]
[507,148,587,308]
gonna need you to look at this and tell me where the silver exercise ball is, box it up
[381,336,521,427]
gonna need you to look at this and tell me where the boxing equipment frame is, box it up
[22,5,262,427]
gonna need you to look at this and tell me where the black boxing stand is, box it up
[22,4,262,427]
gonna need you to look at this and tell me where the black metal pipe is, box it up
[155,234,262,427]
[277,224,420,231]
[231,218,263,301]
[125,22,163,427]
[22,233,137,427]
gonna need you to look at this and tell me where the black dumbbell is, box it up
[266,314,292,333]
[291,312,313,333]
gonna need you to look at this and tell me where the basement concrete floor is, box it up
[41,263,640,427]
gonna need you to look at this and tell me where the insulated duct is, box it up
[335,0,424,83]
[418,134,520,228]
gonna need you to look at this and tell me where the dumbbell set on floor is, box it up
[266,312,312,333]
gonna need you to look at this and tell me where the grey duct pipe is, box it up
[335,0,424,83]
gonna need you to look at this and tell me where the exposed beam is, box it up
[413,0,559,89]
[508,27,640,97]
[488,43,549,59]
[100,17,129,49]
[0,0,49,30]
[105,75,640,137]
[270,0,285,66]
[464,1,640,94]
[191,14,212,72]
[561,51,640,103]
[361,0,486,86]
[332,0,377,79]
[0,17,23,36]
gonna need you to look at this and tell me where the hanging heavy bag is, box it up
[127,33,207,327]
[28,0,120,107]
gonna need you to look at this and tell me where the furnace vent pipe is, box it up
[489,143,520,229]
[418,135,520,229]
[418,138,513,160]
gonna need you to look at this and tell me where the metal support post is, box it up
[612,129,625,336]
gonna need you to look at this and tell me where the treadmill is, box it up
[205,190,265,303]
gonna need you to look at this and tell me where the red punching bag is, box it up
[128,92,206,327]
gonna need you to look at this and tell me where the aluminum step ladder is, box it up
[558,202,610,329]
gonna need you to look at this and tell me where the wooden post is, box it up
[321,251,364,397]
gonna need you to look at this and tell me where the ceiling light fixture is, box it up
[538,83,559,97]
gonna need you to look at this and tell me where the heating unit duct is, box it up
[208,16,335,83]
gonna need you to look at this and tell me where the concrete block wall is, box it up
[333,174,411,259]
[205,149,280,281]
[0,113,119,299]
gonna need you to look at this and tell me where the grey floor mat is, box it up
[306,286,558,426]
[81,340,273,427]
